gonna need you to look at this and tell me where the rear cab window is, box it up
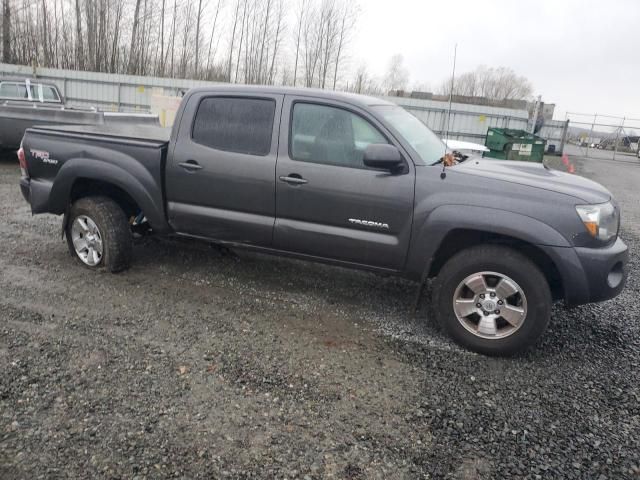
[31,84,61,102]
[0,82,29,100]
[0,82,61,102]
[192,97,276,156]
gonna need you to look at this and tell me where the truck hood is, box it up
[452,158,611,204]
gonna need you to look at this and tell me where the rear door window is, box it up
[192,97,276,156]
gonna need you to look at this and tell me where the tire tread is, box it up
[66,196,132,273]
[432,244,552,356]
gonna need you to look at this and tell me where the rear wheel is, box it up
[432,245,552,356]
[65,196,132,273]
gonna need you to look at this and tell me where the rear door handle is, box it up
[178,160,203,171]
[279,174,308,185]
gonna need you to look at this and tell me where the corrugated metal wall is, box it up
[385,96,568,150]
[0,63,567,151]
[0,62,216,112]
[385,95,529,143]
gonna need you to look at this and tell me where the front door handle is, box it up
[179,160,203,171]
[279,174,308,185]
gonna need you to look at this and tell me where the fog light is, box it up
[607,262,624,288]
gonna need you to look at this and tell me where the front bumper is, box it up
[573,237,628,304]
[543,237,628,306]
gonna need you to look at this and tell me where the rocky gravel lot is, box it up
[0,152,639,479]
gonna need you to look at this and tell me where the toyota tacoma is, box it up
[17,86,628,355]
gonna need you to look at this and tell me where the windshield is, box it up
[372,105,446,164]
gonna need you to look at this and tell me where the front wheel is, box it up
[65,196,133,273]
[432,245,552,356]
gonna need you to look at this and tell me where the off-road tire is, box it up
[65,196,133,273]
[432,245,552,356]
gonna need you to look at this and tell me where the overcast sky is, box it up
[352,0,639,121]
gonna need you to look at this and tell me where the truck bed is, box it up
[0,99,161,149]
[21,123,171,232]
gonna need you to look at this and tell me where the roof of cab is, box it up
[185,84,395,109]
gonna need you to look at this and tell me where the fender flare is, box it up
[405,204,572,280]
[48,156,170,233]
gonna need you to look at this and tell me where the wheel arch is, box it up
[426,229,564,301]
[69,178,140,219]
[407,205,571,301]
[49,158,171,233]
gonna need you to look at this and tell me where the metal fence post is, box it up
[613,117,625,162]
[587,113,597,158]
[559,119,569,156]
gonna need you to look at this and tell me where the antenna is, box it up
[441,43,458,179]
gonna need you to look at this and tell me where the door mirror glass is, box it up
[363,144,402,170]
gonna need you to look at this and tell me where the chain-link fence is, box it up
[563,112,640,162]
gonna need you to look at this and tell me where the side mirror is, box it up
[363,144,403,170]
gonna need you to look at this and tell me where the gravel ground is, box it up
[1,151,639,479]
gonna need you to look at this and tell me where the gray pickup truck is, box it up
[18,86,628,355]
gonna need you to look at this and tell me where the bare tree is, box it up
[2,0,359,89]
[233,0,247,82]
[139,0,149,73]
[205,0,224,78]
[109,0,123,72]
[2,0,10,63]
[194,0,204,78]
[437,65,533,101]
[291,0,308,86]
[226,0,242,81]
[127,0,142,73]
[317,0,338,89]
[332,1,357,89]
[178,1,195,78]
[301,2,320,87]
[383,54,409,93]
[85,0,95,70]
[75,0,84,69]
[169,0,177,76]
[40,0,49,66]
[295,0,359,89]
[347,63,383,95]
[267,0,285,84]
[351,64,368,94]
[223,0,287,85]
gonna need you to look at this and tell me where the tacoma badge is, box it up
[348,218,390,229]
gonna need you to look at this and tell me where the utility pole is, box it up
[559,118,569,156]
[530,95,541,134]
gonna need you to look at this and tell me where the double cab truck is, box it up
[18,86,628,355]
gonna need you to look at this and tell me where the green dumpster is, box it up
[484,128,547,162]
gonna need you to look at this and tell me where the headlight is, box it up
[575,202,619,242]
